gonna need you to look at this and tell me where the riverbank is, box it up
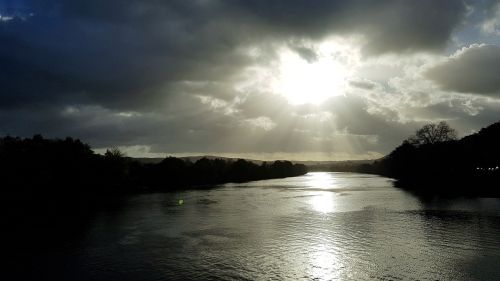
[0,135,308,195]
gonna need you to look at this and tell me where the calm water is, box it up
[14,172,500,280]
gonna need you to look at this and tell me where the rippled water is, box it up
[16,172,500,280]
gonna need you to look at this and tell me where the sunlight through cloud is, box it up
[274,50,346,104]
[272,39,358,105]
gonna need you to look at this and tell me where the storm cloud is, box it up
[1,0,499,160]
[0,0,468,108]
[426,44,500,95]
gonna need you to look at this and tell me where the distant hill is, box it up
[180,155,264,164]
[134,155,264,165]
[133,157,164,164]
[301,159,376,171]
[134,155,374,167]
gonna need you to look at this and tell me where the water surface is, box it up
[14,172,500,280]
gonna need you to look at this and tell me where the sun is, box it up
[273,47,349,105]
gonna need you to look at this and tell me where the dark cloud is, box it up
[0,0,494,159]
[231,0,467,55]
[0,0,254,110]
[349,78,376,90]
[0,0,468,108]
[291,46,318,63]
[426,44,500,95]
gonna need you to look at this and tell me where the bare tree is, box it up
[105,147,125,158]
[407,121,457,146]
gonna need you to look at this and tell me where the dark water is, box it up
[10,172,500,280]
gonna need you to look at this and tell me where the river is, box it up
[12,172,500,280]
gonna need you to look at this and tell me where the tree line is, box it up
[0,135,307,196]
[333,121,500,195]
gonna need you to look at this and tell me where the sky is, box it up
[1,0,500,160]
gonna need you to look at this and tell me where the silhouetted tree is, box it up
[105,147,125,158]
[101,147,132,189]
[368,120,500,195]
[407,121,457,146]
[0,135,308,195]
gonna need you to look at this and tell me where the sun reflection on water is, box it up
[305,173,339,213]
[309,245,343,281]
[310,193,335,213]
[305,173,344,279]
[306,172,337,189]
